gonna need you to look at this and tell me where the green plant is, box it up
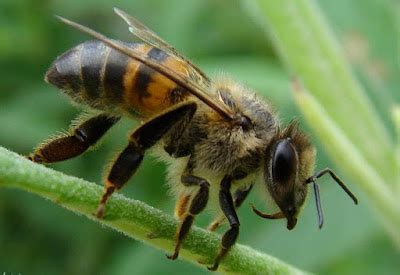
[1,0,399,273]
[0,147,307,274]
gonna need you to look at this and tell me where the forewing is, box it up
[56,15,234,121]
[113,8,211,85]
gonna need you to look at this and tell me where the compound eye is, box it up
[272,138,297,184]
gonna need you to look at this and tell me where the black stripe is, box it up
[134,65,152,101]
[104,46,131,102]
[53,45,82,93]
[81,41,108,99]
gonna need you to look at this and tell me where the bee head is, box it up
[253,121,358,229]
[254,121,316,230]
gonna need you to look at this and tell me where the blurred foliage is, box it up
[0,0,398,274]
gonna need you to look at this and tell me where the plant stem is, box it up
[396,1,400,67]
[0,147,307,275]
[243,0,395,182]
[393,106,400,193]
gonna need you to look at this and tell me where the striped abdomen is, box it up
[45,40,191,118]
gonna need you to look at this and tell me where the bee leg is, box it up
[208,175,240,271]
[208,184,253,232]
[174,193,192,220]
[147,192,192,240]
[167,172,210,260]
[163,110,196,158]
[207,216,224,233]
[96,102,197,218]
[28,114,120,163]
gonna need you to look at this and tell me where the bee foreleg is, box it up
[208,184,253,232]
[28,113,119,163]
[96,102,197,218]
[208,175,240,271]
[167,172,210,260]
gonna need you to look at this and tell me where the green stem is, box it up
[393,106,400,193]
[0,147,307,275]
[396,1,400,67]
[243,0,395,182]
[293,87,400,248]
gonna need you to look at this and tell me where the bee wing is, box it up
[113,7,211,85]
[56,15,234,121]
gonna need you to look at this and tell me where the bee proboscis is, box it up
[28,8,358,271]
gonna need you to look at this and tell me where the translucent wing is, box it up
[56,15,234,121]
[113,7,211,85]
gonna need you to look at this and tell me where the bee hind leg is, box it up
[96,102,197,218]
[28,113,120,163]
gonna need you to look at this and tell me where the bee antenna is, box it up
[311,179,324,229]
[306,168,358,229]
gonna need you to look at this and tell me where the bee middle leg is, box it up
[96,102,197,218]
[208,174,241,271]
[28,113,120,163]
[167,168,210,260]
[208,184,253,232]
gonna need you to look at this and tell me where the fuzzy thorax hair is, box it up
[192,76,278,175]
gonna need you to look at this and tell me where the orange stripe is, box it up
[123,44,152,113]
[122,46,193,117]
[175,194,191,219]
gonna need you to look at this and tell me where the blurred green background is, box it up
[0,0,399,274]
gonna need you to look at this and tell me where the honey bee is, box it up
[28,8,358,271]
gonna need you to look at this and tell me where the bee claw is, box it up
[95,205,105,219]
[207,264,219,271]
[166,252,178,260]
[198,258,218,271]
[26,153,44,163]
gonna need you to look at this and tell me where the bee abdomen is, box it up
[80,40,110,99]
[45,43,83,94]
[46,40,191,116]
[45,40,135,107]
